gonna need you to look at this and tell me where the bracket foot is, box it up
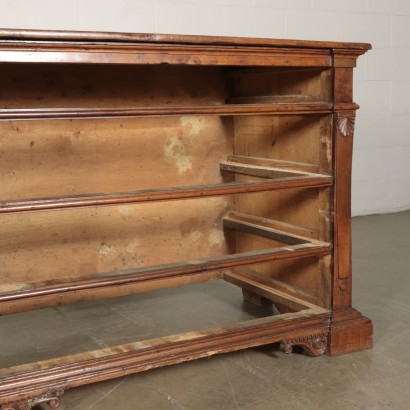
[281,333,327,357]
[1,390,63,410]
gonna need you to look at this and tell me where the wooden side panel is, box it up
[228,68,333,103]
[232,114,333,307]
[235,234,325,303]
[233,115,328,165]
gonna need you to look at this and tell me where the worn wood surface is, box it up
[0,309,330,406]
[0,29,373,408]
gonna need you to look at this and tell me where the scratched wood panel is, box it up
[0,64,227,109]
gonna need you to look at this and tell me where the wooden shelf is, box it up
[0,242,331,310]
[223,211,325,245]
[226,155,320,173]
[0,217,331,314]
[222,269,321,312]
[0,163,332,214]
[220,160,330,181]
[0,102,333,120]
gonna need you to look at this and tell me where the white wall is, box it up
[0,0,409,216]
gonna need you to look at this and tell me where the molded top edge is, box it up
[0,28,372,51]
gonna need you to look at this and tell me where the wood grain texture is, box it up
[327,308,373,356]
[0,29,373,407]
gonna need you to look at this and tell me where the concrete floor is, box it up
[1,211,410,410]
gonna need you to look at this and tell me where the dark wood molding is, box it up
[0,103,333,120]
[0,173,332,214]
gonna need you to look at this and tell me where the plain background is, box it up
[0,0,409,216]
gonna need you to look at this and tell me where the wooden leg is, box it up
[271,302,294,314]
[280,333,327,357]
[326,308,373,356]
[241,289,294,313]
[242,289,272,307]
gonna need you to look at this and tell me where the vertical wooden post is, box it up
[327,52,373,356]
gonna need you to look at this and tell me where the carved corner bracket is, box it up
[280,333,327,357]
[337,115,355,137]
[0,390,64,410]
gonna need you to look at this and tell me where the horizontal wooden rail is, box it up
[227,155,320,173]
[0,242,332,306]
[223,211,328,246]
[0,175,332,214]
[222,270,325,312]
[230,266,324,307]
[0,309,329,403]
[220,160,331,181]
[0,102,332,120]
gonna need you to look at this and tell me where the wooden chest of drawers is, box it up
[0,29,372,409]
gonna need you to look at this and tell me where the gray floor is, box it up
[1,211,410,410]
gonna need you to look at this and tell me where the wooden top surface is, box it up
[0,28,371,50]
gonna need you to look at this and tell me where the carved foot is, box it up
[280,333,327,357]
[0,390,63,410]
